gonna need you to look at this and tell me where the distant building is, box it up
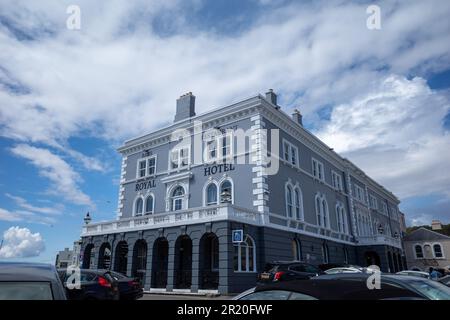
[399,212,407,235]
[55,248,73,268]
[403,222,450,272]
[72,240,82,267]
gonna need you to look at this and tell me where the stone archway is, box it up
[114,241,128,275]
[132,239,148,286]
[199,233,219,290]
[151,237,169,288]
[82,243,95,269]
[174,235,192,289]
[98,242,112,269]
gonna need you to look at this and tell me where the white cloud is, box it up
[317,75,450,199]
[5,193,63,215]
[0,0,449,147]
[409,214,434,227]
[0,208,22,222]
[0,226,45,258]
[0,207,57,225]
[9,144,93,207]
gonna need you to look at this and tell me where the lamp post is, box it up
[84,212,92,225]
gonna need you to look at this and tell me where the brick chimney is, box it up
[292,109,303,126]
[174,92,196,122]
[431,220,443,230]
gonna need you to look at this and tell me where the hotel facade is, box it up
[80,91,405,294]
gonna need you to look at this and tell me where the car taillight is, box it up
[98,276,111,288]
[274,271,284,281]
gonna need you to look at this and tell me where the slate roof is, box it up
[403,227,450,242]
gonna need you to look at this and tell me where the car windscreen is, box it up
[406,279,450,300]
[0,282,53,300]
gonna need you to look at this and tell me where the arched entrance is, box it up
[393,252,399,272]
[151,237,168,288]
[114,241,128,275]
[132,240,148,286]
[98,243,112,269]
[364,251,381,268]
[174,235,192,289]
[199,233,219,290]
[387,251,394,273]
[82,244,95,269]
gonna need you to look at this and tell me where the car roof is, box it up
[0,262,59,282]
[253,274,427,299]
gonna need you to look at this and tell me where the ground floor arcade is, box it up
[80,221,405,294]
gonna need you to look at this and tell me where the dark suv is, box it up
[258,261,323,283]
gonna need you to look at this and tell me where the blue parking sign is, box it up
[232,230,243,243]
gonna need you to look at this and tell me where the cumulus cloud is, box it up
[317,75,450,199]
[0,226,45,258]
[9,144,93,207]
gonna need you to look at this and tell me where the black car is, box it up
[108,270,144,300]
[58,269,119,300]
[439,275,450,287]
[0,262,66,300]
[236,273,450,300]
[258,261,323,283]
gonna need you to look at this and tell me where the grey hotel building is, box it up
[80,90,405,294]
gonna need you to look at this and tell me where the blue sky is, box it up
[0,0,450,262]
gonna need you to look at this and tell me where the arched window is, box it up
[134,197,143,216]
[294,187,303,220]
[220,180,232,203]
[322,243,329,264]
[316,196,322,226]
[286,185,293,218]
[206,183,218,206]
[292,239,302,261]
[433,244,443,258]
[322,199,328,228]
[336,205,342,233]
[233,235,256,272]
[315,194,329,228]
[145,195,154,214]
[171,186,185,211]
[415,245,423,259]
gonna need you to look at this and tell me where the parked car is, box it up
[235,273,450,300]
[438,275,450,287]
[0,262,66,300]
[58,268,119,300]
[108,270,144,300]
[396,270,431,279]
[324,267,363,274]
[258,261,323,283]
